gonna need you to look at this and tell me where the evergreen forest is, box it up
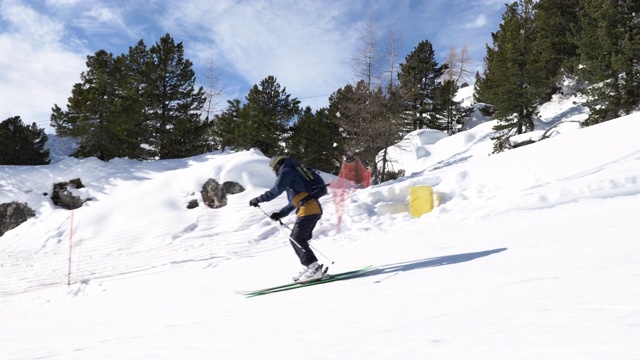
[2,0,638,185]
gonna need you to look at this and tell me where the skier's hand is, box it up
[249,198,260,207]
[270,211,285,221]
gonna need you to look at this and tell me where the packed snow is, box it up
[1,88,640,359]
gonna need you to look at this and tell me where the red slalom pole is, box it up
[67,210,74,286]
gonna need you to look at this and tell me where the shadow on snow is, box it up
[359,248,508,282]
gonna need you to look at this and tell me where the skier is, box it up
[249,155,324,283]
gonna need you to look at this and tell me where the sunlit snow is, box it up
[1,87,639,359]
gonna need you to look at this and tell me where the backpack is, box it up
[295,165,328,200]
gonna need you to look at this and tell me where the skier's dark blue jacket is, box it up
[255,158,322,217]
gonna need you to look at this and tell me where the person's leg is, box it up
[289,214,321,266]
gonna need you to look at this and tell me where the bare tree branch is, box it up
[442,43,473,86]
[352,17,383,90]
[201,49,225,120]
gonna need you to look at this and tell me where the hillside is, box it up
[1,89,639,359]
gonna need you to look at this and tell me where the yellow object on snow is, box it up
[409,186,435,217]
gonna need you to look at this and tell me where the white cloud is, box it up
[45,0,79,6]
[1,0,64,44]
[163,0,361,110]
[464,14,488,29]
[0,0,507,131]
[71,3,138,39]
[0,0,86,130]
[85,5,118,23]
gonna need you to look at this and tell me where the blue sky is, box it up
[0,0,507,132]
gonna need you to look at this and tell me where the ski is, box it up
[236,265,372,295]
[236,265,376,297]
[242,266,375,297]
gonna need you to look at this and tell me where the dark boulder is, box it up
[200,179,245,209]
[0,202,35,236]
[51,178,86,210]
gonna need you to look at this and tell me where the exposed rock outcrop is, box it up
[51,178,86,210]
[0,202,35,237]
[199,179,245,209]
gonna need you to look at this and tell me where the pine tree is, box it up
[618,0,640,113]
[532,0,581,83]
[213,98,244,151]
[436,79,469,135]
[51,50,132,160]
[287,107,342,173]
[51,34,208,161]
[577,0,640,125]
[397,40,446,132]
[375,82,406,182]
[145,34,208,159]
[0,116,50,165]
[475,0,549,152]
[328,81,370,163]
[123,40,155,158]
[235,76,300,157]
[328,80,393,182]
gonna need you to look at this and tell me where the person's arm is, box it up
[255,167,294,203]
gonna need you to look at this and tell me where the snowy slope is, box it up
[1,94,640,359]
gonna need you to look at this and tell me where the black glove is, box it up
[270,211,285,221]
[249,198,260,207]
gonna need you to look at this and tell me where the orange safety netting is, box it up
[329,158,371,231]
[337,158,371,188]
